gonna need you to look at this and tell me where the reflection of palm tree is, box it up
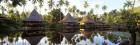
[8,36,14,43]
[0,34,5,45]
[46,32,63,44]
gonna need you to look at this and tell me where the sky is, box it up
[0,0,140,15]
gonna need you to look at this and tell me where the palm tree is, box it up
[21,0,26,12]
[132,0,136,11]
[68,5,79,17]
[102,5,107,13]
[1,0,26,7]
[57,0,65,21]
[57,0,65,8]
[21,0,26,20]
[65,0,69,7]
[83,1,89,8]
[38,0,43,14]
[48,0,54,9]
[95,4,99,15]
[88,9,94,16]
[123,1,137,45]
[70,6,76,13]
[32,0,37,4]
[83,1,89,14]
[64,0,69,12]
[0,6,6,16]
[123,0,133,10]
[68,5,77,14]
[95,4,99,9]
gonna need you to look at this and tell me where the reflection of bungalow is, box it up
[22,36,43,45]
[23,9,44,30]
[80,15,95,30]
[80,29,93,38]
[61,33,76,44]
[59,13,79,32]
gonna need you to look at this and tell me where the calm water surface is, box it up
[0,31,131,45]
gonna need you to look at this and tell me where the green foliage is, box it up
[43,15,53,23]
[48,8,64,23]
[0,9,27,30]
[0,16,21,30]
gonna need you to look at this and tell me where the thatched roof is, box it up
[25,9,43,21]
[80,15,95,23]
[59,13,77,23]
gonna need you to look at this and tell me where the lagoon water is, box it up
[0,31,130,45]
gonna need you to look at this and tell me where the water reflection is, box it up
[0,31,131,45]
[45,32,63,45]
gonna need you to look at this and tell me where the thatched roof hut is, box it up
[80,15,95,30]
[59,13,77,23]
[59,13,79,31]
[23,9,44,30]
[80,15,95,24]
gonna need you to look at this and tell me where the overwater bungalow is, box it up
[59,13,79,32]
[23,9,44,30]
[80,15,95,30]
